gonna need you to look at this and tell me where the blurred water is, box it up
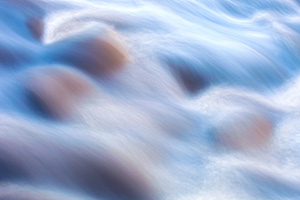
[0,0,300,199]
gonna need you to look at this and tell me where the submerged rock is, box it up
[163,57,209,95]
[71,151,157,200]
[23,67,93,120]
[0,120,157,200]
[48,26,128,78]
[26,16,44,41]
[2,0,46,41]
[211,110,273,151]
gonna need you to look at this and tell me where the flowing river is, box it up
[0,0,300,199]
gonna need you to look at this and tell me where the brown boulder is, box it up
[211,110,273,151]
[49,27,128,78]
[24,67,93,120]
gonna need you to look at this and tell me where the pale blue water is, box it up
[0,0,300,199]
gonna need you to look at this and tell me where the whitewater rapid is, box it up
[0,0,300,199]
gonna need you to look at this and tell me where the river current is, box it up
[0,0,300,200]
